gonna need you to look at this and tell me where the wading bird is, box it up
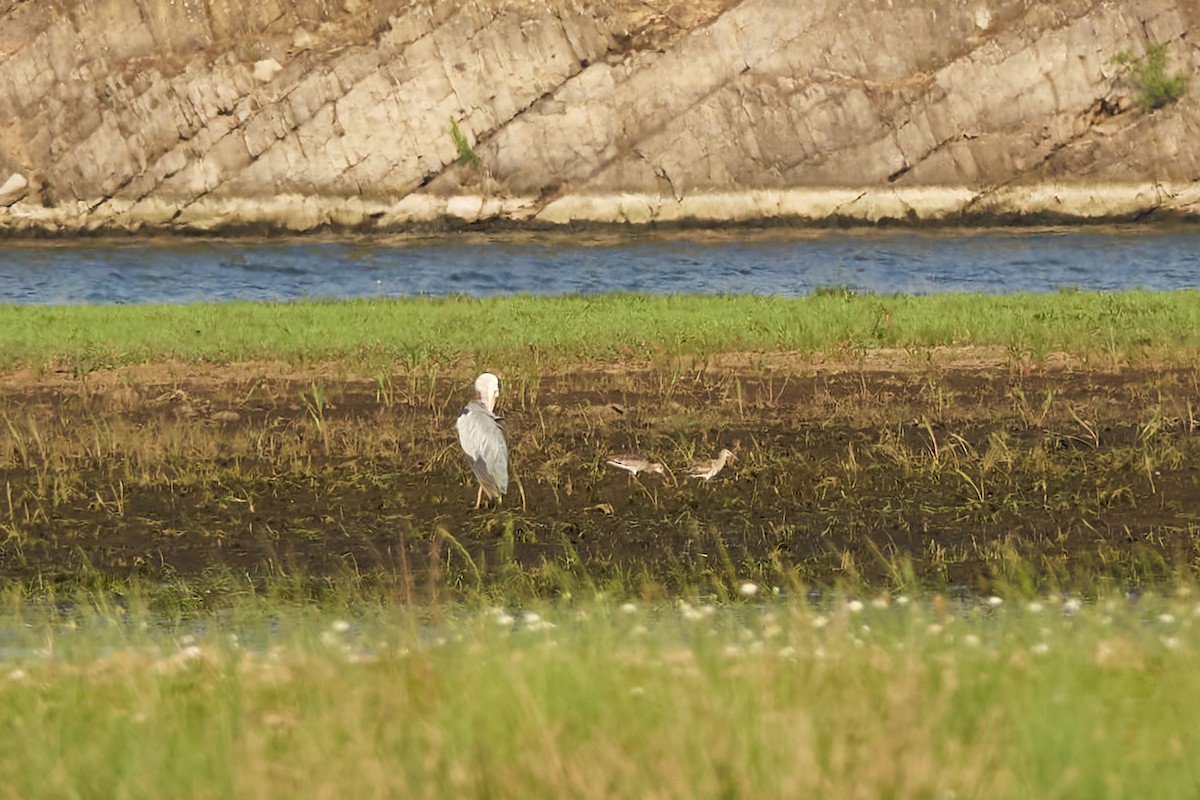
[456,372,509,509]
[606,453,666,478]
[687,448,735,481]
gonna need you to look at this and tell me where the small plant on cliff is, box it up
[1111,41,1190,111]
[449,118,482,171]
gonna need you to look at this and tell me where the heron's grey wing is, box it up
[455,402,509,496]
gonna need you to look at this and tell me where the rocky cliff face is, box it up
[0,0,1195,233]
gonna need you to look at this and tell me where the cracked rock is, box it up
[0,0,1195,232]
[253,59,284,84]
[0,173,27,207]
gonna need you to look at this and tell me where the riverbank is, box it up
[3,184,1200,235]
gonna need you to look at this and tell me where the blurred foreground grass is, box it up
[0,586,1196,798]
[3,289,1200,371]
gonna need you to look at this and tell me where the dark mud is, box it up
[2,352,1200,595]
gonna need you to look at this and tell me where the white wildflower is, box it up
[1026,601,1044,614]
[847,599,864,614]
[986,596,1003,609]
[1032,642,1050,655]
[330,619,351,634]
[1158,613,1176,625]
[619,602,638,615]
[739,582,760,598]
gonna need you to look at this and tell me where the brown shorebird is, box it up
[606,453,666,478]
[686,448,735,481]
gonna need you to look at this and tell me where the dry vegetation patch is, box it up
[2,349,1198,596]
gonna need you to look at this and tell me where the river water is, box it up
[1,227,1198,304]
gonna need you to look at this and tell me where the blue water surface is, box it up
[0,228,1197,304]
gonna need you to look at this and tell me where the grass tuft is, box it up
[450,118,482,171]
[1111,41,1190,110]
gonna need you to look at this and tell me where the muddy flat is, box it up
[1,349,1198,594]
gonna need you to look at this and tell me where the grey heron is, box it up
[606,453,666,477]
[687,448,735,480]
[456,372,509,508]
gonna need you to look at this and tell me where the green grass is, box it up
[0,587,1197,798]
[450,118,483,171]
[1112,41,1190,111]
[2,290,1200,371]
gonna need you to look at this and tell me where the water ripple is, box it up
[0,229,1198,305]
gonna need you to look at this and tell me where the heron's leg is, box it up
[475,485,484,509]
